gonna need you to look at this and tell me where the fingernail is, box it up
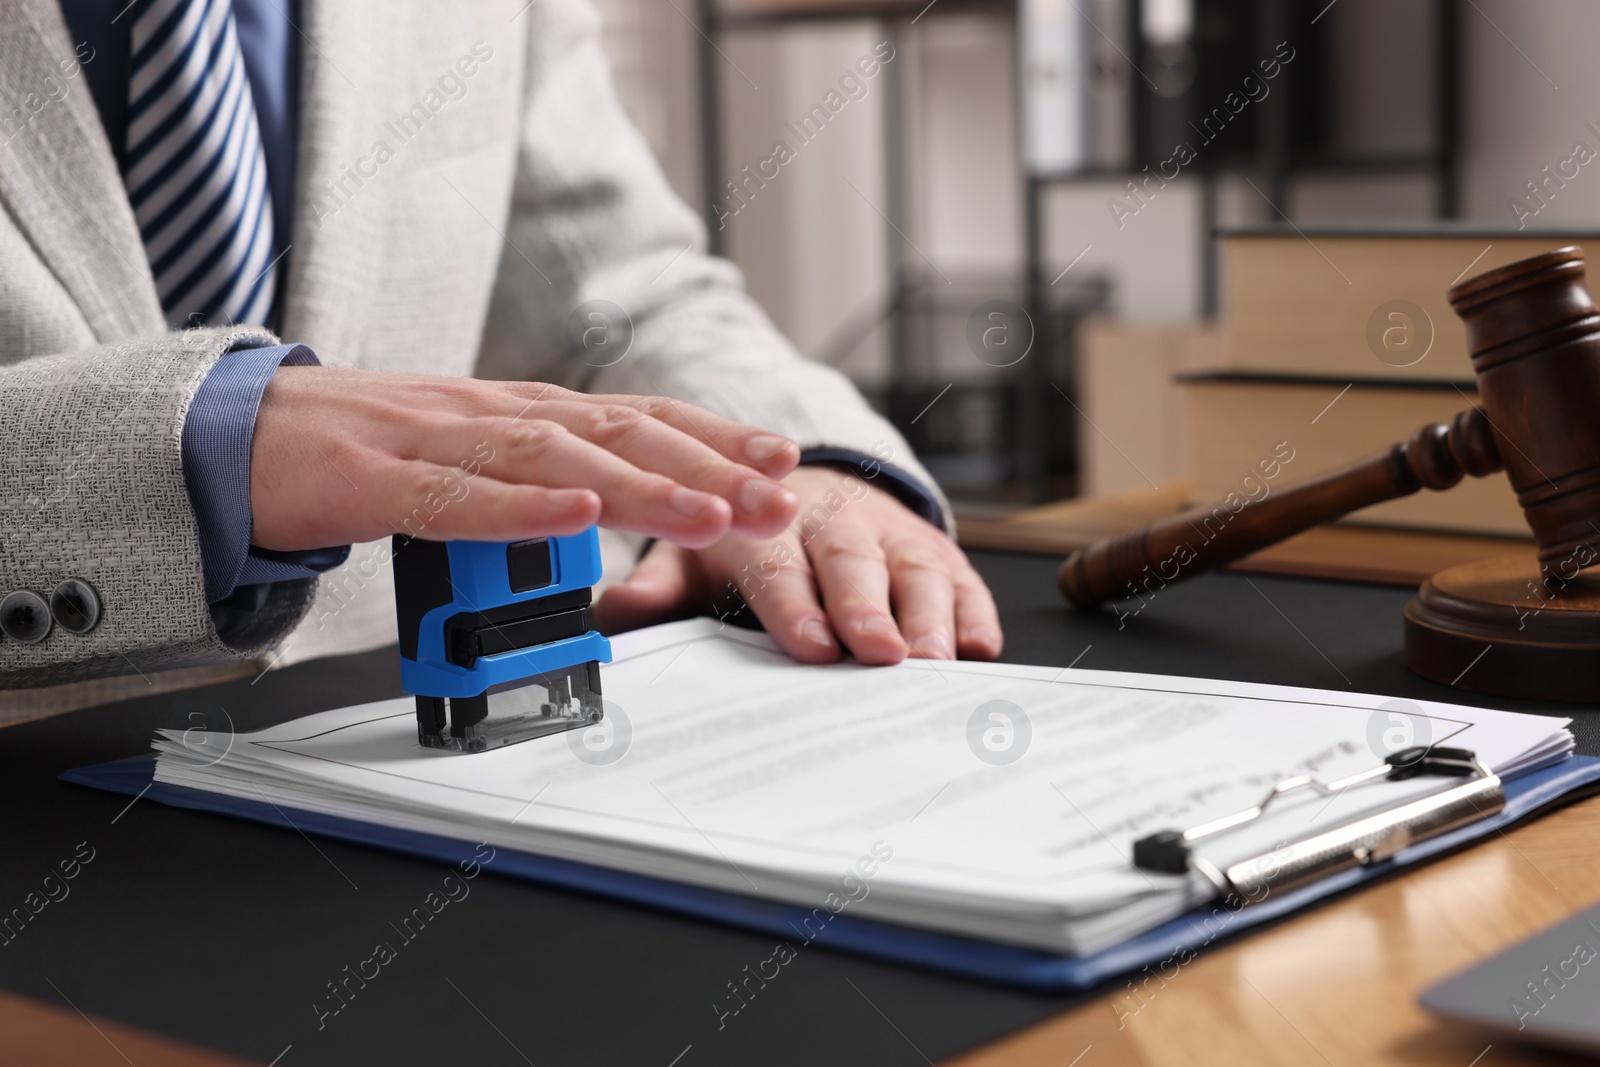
[671,486,713,518]
[746,435,793,465]
[858,615,894,636]
[738,479,785,514]
[964,626,1001,651]
[553,488,595,512]
[799,618,834,647]
[914,633,954,660]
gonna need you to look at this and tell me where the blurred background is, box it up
[588,0,1597,525]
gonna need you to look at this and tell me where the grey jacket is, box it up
[0,0,943,716]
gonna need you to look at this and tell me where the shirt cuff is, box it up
[797,448,946,529]
[181,342,351,605]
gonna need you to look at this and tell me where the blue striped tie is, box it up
[123,0,277,328]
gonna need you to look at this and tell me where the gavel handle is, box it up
[1058,407,1505,607]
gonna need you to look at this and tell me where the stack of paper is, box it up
[155,620,1573,955]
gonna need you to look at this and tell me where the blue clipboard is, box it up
[62,753,1600,993]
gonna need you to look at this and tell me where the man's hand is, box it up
[249,368,801,551]
[596,466,1003,663]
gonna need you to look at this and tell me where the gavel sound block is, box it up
[1058,247,1600,702]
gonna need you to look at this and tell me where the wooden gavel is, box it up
[1059,246,1600,607]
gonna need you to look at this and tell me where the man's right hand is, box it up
[248,368,801,551]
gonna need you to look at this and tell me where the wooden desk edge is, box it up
[956,491,1534,589]
[0,990,259,1066]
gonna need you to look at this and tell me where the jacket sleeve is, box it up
[473,0,952,532]
[0,325,317,689]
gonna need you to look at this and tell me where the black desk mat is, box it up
[0,551,1592,1066]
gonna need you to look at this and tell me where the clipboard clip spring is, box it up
[1131,746,1505,904]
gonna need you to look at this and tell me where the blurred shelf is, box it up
[696,0,1462,503]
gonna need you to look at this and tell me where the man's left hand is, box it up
[595,466,1003,664]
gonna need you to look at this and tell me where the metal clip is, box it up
[1132,746,1504,904]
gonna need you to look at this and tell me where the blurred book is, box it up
[1086,0,1133,170]
[1075,236,1585,538]
[1221,226,1600,381]
[1077,317,1222,497]
[1186,374,1524,537]
[1019,0,1089,174]
[1133,0,1328,170]
[1020,0,1135,174]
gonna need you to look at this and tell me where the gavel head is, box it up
[1451,246,1600,572]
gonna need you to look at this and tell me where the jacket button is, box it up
[51,578,101,634]
[0,590,52,644]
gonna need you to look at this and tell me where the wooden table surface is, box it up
[0,990,258,1066]
[949,795,1600,1067]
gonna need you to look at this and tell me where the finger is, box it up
[953,569,1004,660]
[369,376,775,476]
[297,373,795,480]
[808,530,908,665]
[529,401,797,537]
[428,419,738,549]
[705,538,841,664]
[594,542,700,633]
[373,463,602,544]
[886,550,956,660]
[588,392,801,480]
